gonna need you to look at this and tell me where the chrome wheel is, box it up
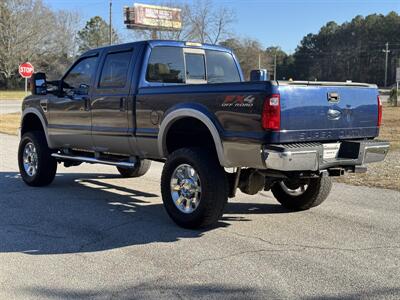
[170,164,201,214]
[23,142,38,177]
[279,180,309,196]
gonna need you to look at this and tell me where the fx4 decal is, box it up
[222,95,255,107]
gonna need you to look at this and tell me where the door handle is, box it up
[82,96,90,111]
[119,97,126,112]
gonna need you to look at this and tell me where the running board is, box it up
[51,153,135,168]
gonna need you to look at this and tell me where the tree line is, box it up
[288,12,400,87]
[224,12,400,87]
[0,0,80,88]
[0,0,399,89]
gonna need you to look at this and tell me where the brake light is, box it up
[377,95,382,127]
[262,94,280,130]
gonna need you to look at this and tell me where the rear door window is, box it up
[146,47,185,83]
[99,50,132,88]
[205,50,241,83]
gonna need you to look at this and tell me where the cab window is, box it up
[146,47,185,83]
[205,50,241,83]
[99,50,132,88]
[63,56,98,93]
[185,53,206,81]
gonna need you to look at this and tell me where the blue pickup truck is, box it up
[19,40,390,228]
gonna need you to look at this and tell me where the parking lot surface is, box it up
[0,133,399,299]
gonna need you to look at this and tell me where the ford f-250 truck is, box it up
[19,40,390,228]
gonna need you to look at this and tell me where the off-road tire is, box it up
[117,159,151,178]
[161,147,228,229]
[18,131,57,187]
[271,177,332,211]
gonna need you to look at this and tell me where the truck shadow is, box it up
[19,282,400,300]
[20,282,269,299]
[0,171,288,255]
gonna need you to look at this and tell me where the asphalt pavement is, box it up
[0,133,399,299]
[0,100,22,114]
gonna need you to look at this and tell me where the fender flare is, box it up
[158,108,227,166]
[21,108,53,148]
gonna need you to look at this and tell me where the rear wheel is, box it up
[161,148,228,229]
[18,131,57,186]
[116,159,151,178]
[271,177,332,210]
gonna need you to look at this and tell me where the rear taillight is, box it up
[262,94,280,130]
[377,95,382,127]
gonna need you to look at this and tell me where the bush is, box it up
[389,87,399,106]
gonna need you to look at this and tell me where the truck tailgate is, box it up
[276,83,379,143]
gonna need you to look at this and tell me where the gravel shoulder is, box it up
[335,149,400,191]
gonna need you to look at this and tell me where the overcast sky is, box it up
[45,0,400,53]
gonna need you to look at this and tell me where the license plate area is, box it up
[323,143,341,160]
[337,140,361,159]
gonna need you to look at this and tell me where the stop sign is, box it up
[19,62,34,78]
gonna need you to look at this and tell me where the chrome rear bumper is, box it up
[263,140,390,172]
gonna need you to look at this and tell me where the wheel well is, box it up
[21,113,44,136]
[165,117,217,155]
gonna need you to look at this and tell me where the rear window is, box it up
[206,50,241,83]
[185,53,206,80]
[99,51,132,88]
[146,47,185,83]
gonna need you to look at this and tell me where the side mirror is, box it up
[30,72,47,95]
[75,83,90,95]
[250,69,269,81]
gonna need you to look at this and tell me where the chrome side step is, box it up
[51,153,135,168]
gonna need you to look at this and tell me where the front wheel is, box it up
[161,148,228,229]
[18,131,57,187]
[271,177,332,211]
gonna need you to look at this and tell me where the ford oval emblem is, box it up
[327,108,341,120]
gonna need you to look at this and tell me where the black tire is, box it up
[271,177,332,211]
[116,159,151,178]
[161,148,228,229]
[18,131,57,187]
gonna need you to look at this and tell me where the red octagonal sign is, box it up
[19,62,34,78]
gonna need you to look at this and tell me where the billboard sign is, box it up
[124,3,182,31]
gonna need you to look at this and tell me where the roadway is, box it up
[0,100,22,114]
[0,133,399,299]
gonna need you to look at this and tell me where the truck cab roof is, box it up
[82,40,233,57]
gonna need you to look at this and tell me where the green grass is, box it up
[0,90,30,100]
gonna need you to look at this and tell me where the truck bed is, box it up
[272,81,380,143]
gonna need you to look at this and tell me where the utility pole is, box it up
[382,42,390,87]
[273,50,277,80]
[258,53,261,69]
[109,0,112,45]
[151,30,158,39]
